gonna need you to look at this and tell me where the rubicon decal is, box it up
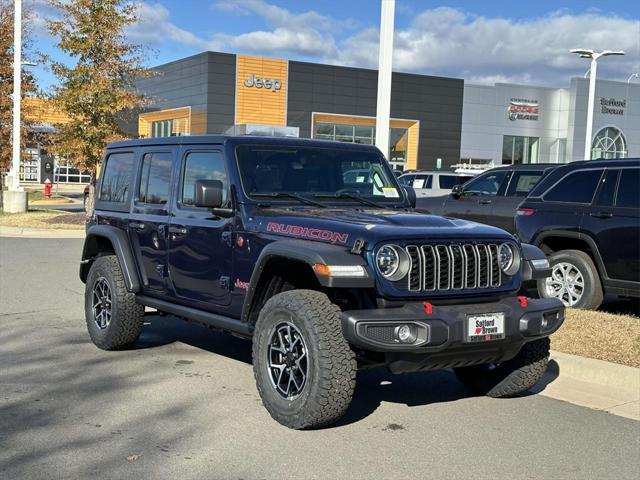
[266,222,349,244]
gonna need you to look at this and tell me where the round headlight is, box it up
[375,245,410,281]
[498,243,519,276]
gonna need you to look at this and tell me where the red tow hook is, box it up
[422,301,433,315]
[517,296,528,308]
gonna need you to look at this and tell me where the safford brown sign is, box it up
[600,97,625,115]
[508,98,539,121]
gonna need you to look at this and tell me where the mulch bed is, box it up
[44,213,86,225]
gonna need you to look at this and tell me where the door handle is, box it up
[590,212,613,219]
[168,225,188,235]
[129,221,145,230]
[479,199,492,205]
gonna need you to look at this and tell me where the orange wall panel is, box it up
[235,56,288,126]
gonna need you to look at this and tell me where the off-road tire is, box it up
[252,289,357,429]
[537,249,603,310]
[454,337,550,398]
[84,255,144,350]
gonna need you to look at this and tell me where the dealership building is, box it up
[17,51,640,185]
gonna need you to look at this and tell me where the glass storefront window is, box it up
[502,135,539,164]
[151,119,175,137]
[313,120,408,169]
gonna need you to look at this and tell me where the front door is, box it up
[441,169,510,226]
[128,149,175,293]
[168,148,233,308]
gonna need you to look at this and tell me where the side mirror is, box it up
[403,186,417,209]
[451,184,464,198]
[194,179,223,208]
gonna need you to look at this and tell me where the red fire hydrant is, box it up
[44,179,53,198]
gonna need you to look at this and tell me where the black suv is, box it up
[416,164,557,233]
[517,159,640,309]
[80,136,563,429]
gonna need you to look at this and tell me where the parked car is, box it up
[398,171,473,197]
[517,158,640,310]
[80,136,562,429]
[415,164,557,233]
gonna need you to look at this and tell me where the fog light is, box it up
[396,324,416,344]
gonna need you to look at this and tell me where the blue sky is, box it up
[29,0,640,91]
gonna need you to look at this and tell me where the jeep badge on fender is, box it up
[80,135,564,430]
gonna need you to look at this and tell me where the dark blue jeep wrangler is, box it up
[80,136,564,429]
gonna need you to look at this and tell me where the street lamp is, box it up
[570,49,625,160]
[628,73,639,83]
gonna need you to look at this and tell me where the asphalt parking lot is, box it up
[1,237,639,480]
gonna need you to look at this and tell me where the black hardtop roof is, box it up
[106,135,382,152]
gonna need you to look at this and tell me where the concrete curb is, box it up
[0,226,85,239]
[538,350,640,421]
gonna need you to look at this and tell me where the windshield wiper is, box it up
[313,192,388,209]
[252,192,328,208]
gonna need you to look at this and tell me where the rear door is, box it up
[128,149,175,293]
[167,147,234,309]
[439,169,510,225]
[491,169,545,233]
[583,167,640,283]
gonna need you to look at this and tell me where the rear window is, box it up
[594,169,619,207]
[99,152,133,203]
[616,169,640,208]
[137,152,172,205]
[507,171,543,197]
[543,169,603,204]
[412,175,432,189]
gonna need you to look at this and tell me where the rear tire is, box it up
[252,289,357,429]
[84,255,144,350]
[454,337,550,398]
[538,249,603,309]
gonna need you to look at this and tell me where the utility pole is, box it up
[375,0,395,161]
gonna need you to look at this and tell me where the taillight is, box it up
[517,207,535,216]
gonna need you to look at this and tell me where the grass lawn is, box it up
[551,308,640,368]
[0,210,85,230]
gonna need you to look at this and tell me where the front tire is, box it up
[252,290,357,429]
[84,255,144,350]
[454,337,550,398]
[538,249,603,309]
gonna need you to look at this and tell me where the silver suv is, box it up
[399,171,473,197]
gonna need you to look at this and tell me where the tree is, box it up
[0,0,38,204]
[47,0,151,183]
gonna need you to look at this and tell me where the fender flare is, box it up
[79,225,141,292]
[533,230,607,279]
[240,239,374,323]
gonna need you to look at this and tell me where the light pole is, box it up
[375,0,395,162]
[10,0,23,192]
[628,73,639,83]
[570,49,625,160]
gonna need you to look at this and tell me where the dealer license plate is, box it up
[466,313,505,342]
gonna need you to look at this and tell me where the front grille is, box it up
[404,243,502,293]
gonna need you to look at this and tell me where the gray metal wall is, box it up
[131,52,235,136]
[286,61,464,170]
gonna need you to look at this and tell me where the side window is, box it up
[543,169,603,204]
[181,151,228,207]
[464,170,509,197]
[616,169,640,208]
[594,169,619,207]
[99,152,133,203]
[506,171,543,197]
[438,175,459,190]
[137,152,172,205]
[412,175,432,189]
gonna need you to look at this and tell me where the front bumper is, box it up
[341,296,564,373]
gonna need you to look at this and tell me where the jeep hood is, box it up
[245,206,512,247]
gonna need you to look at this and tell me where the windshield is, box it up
[236,145,403,203]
